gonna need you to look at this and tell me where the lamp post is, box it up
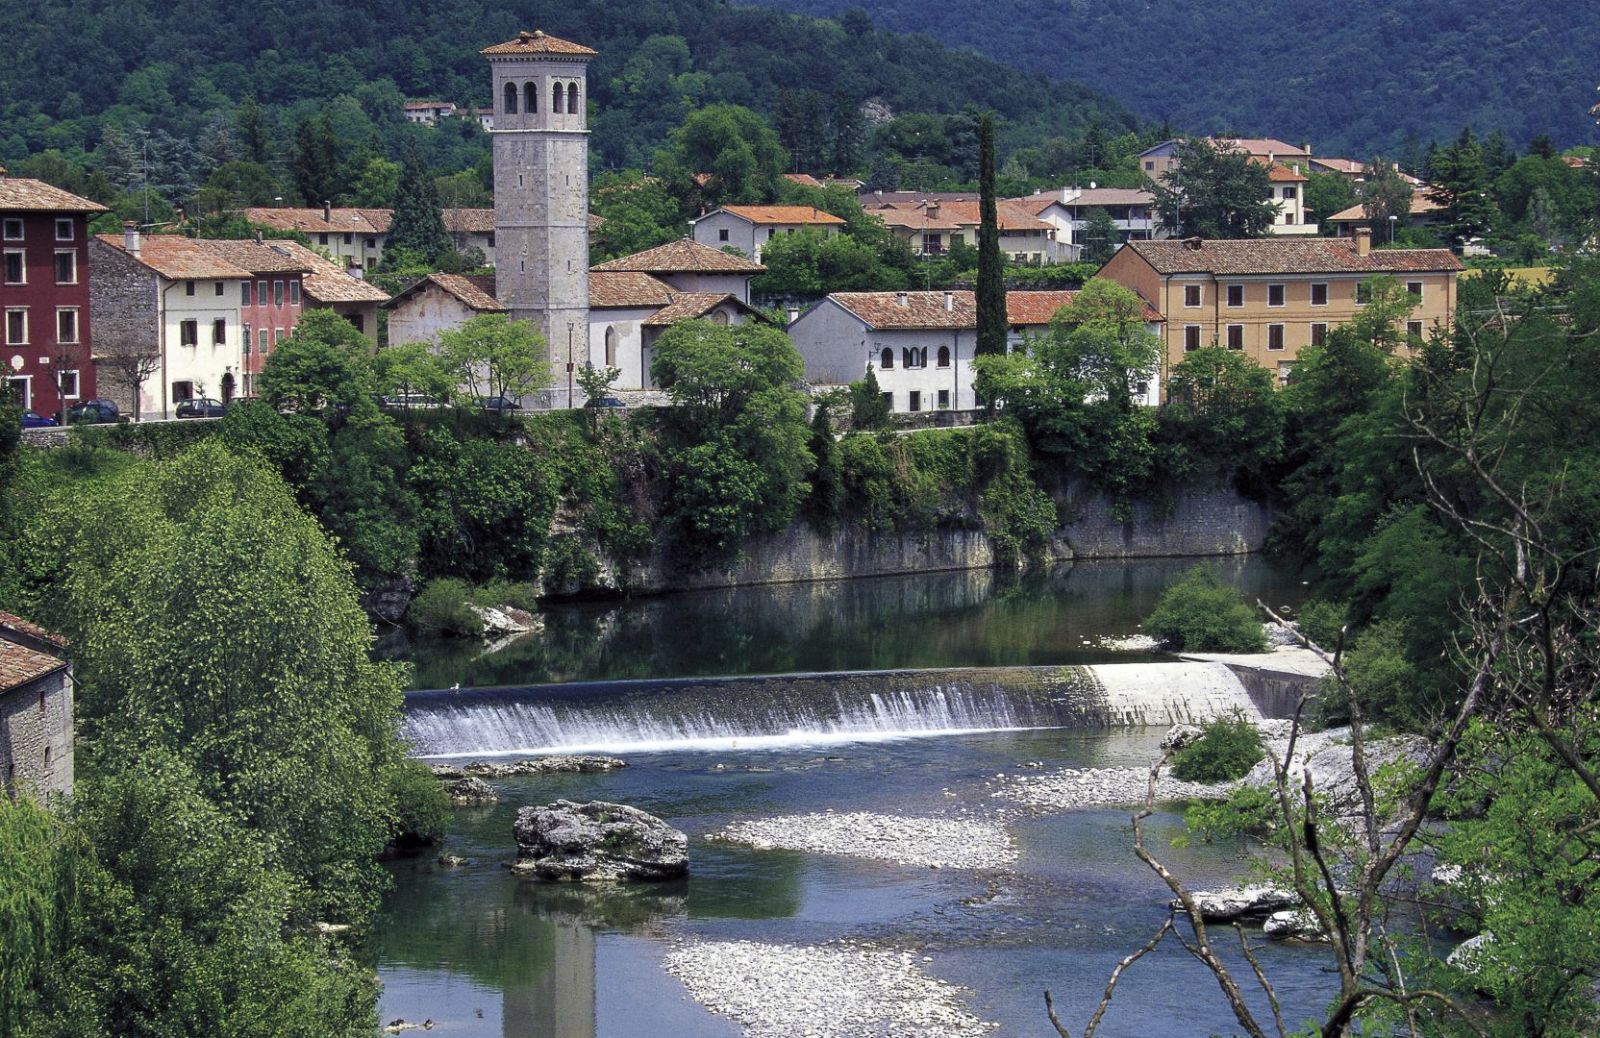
[1388,214,1397,244]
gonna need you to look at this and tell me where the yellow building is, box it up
[1098,228,1461,387]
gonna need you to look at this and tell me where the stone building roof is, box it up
[385,273,505,313]
[642,293,761,326]
[196,238,313,274]
[0,177,108,213]
[482,30,598,57]
[442,209,496,234]
[1325,189,1445,224]
[1255,159,1309,182]
[589,271,677,308]
[1123,238,1462,276]
[265,241,390,303]
[0,610,68,694]
[242,207,390,236]
[592,238,765,274]
[828,289,1159,331]
[868,199,1054,233]
[715,205,847,227]
[95,234,253,280]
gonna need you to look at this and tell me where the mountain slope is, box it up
[746,0,1600,154]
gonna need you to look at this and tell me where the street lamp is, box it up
[1388,214,1397,244]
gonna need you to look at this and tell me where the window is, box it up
[1278,361,1295,386]
[1407,320,1424,340]
[5,309,27,344]
[553,82,565,112]
[318,233,329,246]
[55,218,73,241]
[58,369,79,398]
[342,233,352,246]
[4,376,28,409]
[242,323,251,352]
[567,82,580,114]
[1310,282,1328,306]
[56,308,77,344]
[179,319,198,346]
[718,228,729,242]
[365,237,376,249]
[1226,284,1244,307]
[937,345,950,368]
[273,280,284,306]
[1311,322,1327,346]
[1356,282,1373,305]
[908,390,922,412]
[881,391,894,411]
[258,329,269,354]
[1281,186,1296,200]
[604,326,618,367]
[880,347,893,370]
[767,228,776,239]
[2,218,21,240]
[1184,325,1201,351]
[902,347,913,369]
[937,389,950,409]
[1226,324,1244,349]
[1144,160,1155,172]
[290,281,300,305]
[51,250,75,284]
[1267,324,1285,351]
[172,380,194,403]
[504,82,518,115]
[1406,281,1424,300]
[1183,284,1201,307]
[524,81,537,114]
[2,250,22,284]
[214,281,225,296]
[212,319,227,345]
[1267,283,1285,307]
[242,282,252,305]
[274,328,284,345]
[347,314,365,334]
[185,280,196,296]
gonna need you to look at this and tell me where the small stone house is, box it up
[0,610,73,802]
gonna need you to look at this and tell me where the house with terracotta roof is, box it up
[1253,160,1316,235]
[864,199,1064,264]
[263,240,390,342]
[787,289,1161,413]
[1012,186,1163,260]
[1097,231,1461,388]
[590,238,765,303]
[193,238,314,398]
[0,610,73,801]
[1137,137,1318,236]
[689,205,847,262]
[1323,189,1447,239]
[1,170,107,418]
[404,100,459,125]
[242,206,390,269]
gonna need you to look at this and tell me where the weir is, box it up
[401,661,1271,758]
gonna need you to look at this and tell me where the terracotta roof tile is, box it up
[827,290,1149,330]
[0,178,108,213]
[867,199,1053,233]
[642,293,762,327]
[241,207,389,236]
[482,30,597,57]
[782,173,825,188]
[1310,157,1366,175]
[428,273,503,312]
[266,241,390,303]
[0,610,67,649]
[1125,237,1462,276]
[715,205,847,226]
[1326,188,1444,224]
[96,233,253,280]
[589,271,676,308]
[1211,136,1311,158]
[196,238,313,273]
[0,640,65,693]
[1013,187,1155,210]
[1253,159,1309,182]
[442,208,494,234]
[592,238,765,274]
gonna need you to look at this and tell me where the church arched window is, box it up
[567,82,580,114]
[937,345,951,368]
[604,326,618,367]
[503,82,518,115]
[553,82,565,114]
[525,81,538,114]
[880,347,894,370]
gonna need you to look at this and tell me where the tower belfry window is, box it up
[503,82,518,115]
[553,82,565,113]
[525,81,537,114]
[567,82,580,114]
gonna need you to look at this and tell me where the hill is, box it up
[745,0,1600,155]
[0,0,1138,171]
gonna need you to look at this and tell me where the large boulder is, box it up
[448,776,499,806]
[1177,885,1300,922]
[1242,731,1429,818]
[512,799,688,882]
[470,604,544,638]
[1263,908,1328,942]
[1161,723,1204,750]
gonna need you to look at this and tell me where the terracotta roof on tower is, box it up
[592,238,765,274]
[0,178,108,213]
[1124,238,1462,275]
[589,271,677,308]
[482,30,598,57]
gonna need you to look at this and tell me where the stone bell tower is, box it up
[483,30,595,390]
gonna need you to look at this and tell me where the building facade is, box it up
[1,173,107,417]
[864,199,1063,263]
[1015,187,1163,260]
[1098,231,1461,388]
[0,610,73,802]
[689,205,847,261]
[198,239,309,399]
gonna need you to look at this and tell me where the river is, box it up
[375,558,1334,1036]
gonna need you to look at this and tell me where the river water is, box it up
[376,558,1335,1036]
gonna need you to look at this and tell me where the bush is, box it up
[388,759,449,849]
[1295,598,1350,649]
[408,578,478,636]
[1145,567,1268,653]
[1172,711,1267,782]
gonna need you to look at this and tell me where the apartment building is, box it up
[1098,229,1460,387]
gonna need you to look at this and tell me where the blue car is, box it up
[20,409,59,429]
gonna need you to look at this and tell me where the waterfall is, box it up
[401,662,1263,758]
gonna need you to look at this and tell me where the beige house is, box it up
[1257,160,1316,235]
[1098,230,1461,388]
[867,199,1064,263]
[241,206,501,269]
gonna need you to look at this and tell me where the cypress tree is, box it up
[386,143,452,268]
[976,114,1007,357]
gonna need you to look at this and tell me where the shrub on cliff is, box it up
[1145,566,1267,653]
[1172,711,1266,782]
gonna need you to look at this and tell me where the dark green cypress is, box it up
[975,114,1007,357]
[386,143,452,267]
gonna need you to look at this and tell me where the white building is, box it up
[864,199,1065,264]
[403,100,458,125]
[787,289,1161,413]
[689,205,846,262]
[1012,186,1163,260]
[590,238,765,304]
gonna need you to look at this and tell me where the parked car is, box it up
[65,398,120,424]
[584,395,626,409]
[379,392,443,412]
[481,395,522,413]
[175,397,227,419]
[20,409,58,428]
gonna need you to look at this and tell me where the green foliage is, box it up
[1078,206,1120,265]
[385,142,455,268]
[1151,138,1276,239]
[1303,171,1357,224]
[848,368,892,430]
[590,171,685,262]
[1161,347,1284,487]
[656,104,788,208]
[805,403,845,527]
[408,430,559,581]
[407,577,480,636]
[1294,598,1349,650]
[435,314,551,405]
[259,309,374,412]
[388,760,450,848]
[1145,566,1268,653]
[1427,127,1500,245]
[975,114,1007,358]
[1182,783,1279,843]
[751,228,909,297]
[1033,277,1162,412]
[0,798,81,1033]
[1170,711,1267,782]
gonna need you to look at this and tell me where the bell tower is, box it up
[483,30,595,389]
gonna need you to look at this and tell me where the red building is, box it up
[197,240,311,399]
[1,168,108,417]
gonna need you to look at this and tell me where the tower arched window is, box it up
[525,81,538,114]
[567,82,580,114]
[552,82,565,114]
[937,345,951,368]
[880,347,894,370]
[604,326,618,367]
[503,82,518,115]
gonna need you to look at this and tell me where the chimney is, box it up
[1061,186,1081,204]
[123,220,141,256]
[322,200,332,223]
[943,290,954,311]
[896,291,909,307]
[1353,225,1372,257]
[786,306,799,325]
[1184,236,1204,252]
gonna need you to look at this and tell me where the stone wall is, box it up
[86,239,161,416]
[0,668,74,802]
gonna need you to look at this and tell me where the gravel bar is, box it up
[713,811,1016,870]
[663,940,995,1038]
[994,766,1233,809]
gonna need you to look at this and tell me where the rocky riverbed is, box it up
[713,812,1016,870]
[994,766,1233,809]
[662,940,995,1038]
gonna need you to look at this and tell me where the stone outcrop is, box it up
[1177,886,1300,922]
[512,799,688,882]
[470,604,543,638]
[1160,723,1204,750]
[447,776,499,805]
[1242,731,1428,818]
[1263,908,1328,942]
[429,755,627,780]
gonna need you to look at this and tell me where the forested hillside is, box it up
[748,0,1600,154]
[0,0,1135,171]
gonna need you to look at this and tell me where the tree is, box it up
[291,113,339,207]
[751,228,908,297]
[370,340,450,404]
[774,88,827,172]
[590,170,687,262]
[829,92,865,176]
[1358,158,1414,237]
[1151,138,1276,238]
[849,367,892,430]
[347,155,400,207]
[259,309,372,412]
[94,339,161,421]
[435,313,551,405]
[1079,206,1120,265]
[385,142,453,268]
[976,114,1007,358]
[1429,128,1500,245]
[805,401,844,525]
[1162,346,1283,477]
[1033,278,1161,411]
[235,96,273,165]
[656,104,787,209]
[1304,171,1357,224]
